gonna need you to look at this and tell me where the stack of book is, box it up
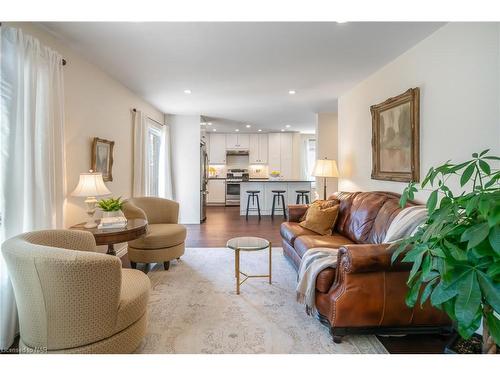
[98,216,128,230]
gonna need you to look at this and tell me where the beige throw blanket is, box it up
[296,247,338,315]
[296,205,428,315]
[383,205,428,243]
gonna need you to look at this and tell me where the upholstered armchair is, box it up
[122,197,186,271]
[1,229,150,354]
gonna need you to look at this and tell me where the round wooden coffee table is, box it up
[70,218,148,255]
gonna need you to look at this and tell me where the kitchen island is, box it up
[239,180,313,216]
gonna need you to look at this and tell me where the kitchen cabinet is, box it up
[207,179,226,204]
[249,134,268,164]
[268,132,293,178]
[208,133,227,164]
[226,134,249,150]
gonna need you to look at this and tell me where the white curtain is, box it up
[160,122,173,200]
[0,26,66,350]
[132,109,148,196]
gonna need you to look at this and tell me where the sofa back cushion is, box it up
[330,191,416,244]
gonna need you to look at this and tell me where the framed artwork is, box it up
[91,137,114,181]
[370,87,420,182]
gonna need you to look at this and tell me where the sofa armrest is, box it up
[287,204,308,222]
[338,243,411,274]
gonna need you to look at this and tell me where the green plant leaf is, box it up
[443,239,467,261]
[489,225,500,256]
[460,163,476,187]
[427,190,438,214]
[479,159,491,175]
[465,195,480,216]
[457,311,482,339]
[460,222,490,249]
[430,280,458,305]
[486,310,500,346]
[405,279,421,308]
[487,262,500,279]
[455,271,481,325]
[479,149,490,157]
[477,271,500,312]
[408,251,425,284]
[420,279,438,307]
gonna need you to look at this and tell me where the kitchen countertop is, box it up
[242,179,313,183]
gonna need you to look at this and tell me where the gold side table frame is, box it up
[234,243,272,295]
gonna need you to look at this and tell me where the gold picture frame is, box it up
[91,137,114,182]
[370,87,420,182]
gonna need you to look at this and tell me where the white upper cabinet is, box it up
[249,134,268,164]
[226,134,249,149]
[208,133,227,164]
[267,132,293,179]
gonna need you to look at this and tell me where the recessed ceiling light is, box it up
[212,129,217,132]
[184,89,192,94]
[200,122,206,126]
[281,129,285,132]
[258,129,262,132]
[235,129,239,132]
[207,122,212,126]
[245,124,251,128]
[288,90,296,95]
[285,124,291,128]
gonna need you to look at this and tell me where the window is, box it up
[145,121,163,197]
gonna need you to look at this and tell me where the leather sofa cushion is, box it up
[280,222,319,246]
[129,223,186,249]
[294,234,354,258]
[315,267,336,293]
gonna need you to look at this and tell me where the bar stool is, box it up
[245,190,261,220]
[295,190,310,204]
[271,190,287,220]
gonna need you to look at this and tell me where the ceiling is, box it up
[41,22,444,133]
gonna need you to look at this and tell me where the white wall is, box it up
[316,113,339,198]
[338,23,500,201]
[168,114,201,224]
[7,23,165,230]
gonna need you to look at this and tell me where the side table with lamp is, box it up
[69,171,147,255]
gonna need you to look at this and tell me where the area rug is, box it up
[137,247,388,354]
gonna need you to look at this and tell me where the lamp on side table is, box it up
[312,158,339,200]
[71,171,111,228]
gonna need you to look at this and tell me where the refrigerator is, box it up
[200,141,208,222]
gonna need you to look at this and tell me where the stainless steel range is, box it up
[225,169,249,206]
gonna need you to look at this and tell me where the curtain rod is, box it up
[132,108,165,126]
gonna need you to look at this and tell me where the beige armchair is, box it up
[1,229,150,354]
[122,197,186,271]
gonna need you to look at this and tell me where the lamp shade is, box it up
[71,172,111,197]
[312,158,339,178]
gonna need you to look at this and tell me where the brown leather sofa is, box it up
[281,191,451,342]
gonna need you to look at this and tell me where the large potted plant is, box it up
[394,150,500,354]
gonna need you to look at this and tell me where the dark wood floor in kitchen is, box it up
[123,205,450,354]
[185,205,284,247]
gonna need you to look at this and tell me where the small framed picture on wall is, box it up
[91,137,114,181]
[370,87,420,183]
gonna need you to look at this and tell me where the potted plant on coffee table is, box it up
[393,149,500,354]
[98,197,125,218]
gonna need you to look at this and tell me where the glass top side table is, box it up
[226,236,271,295]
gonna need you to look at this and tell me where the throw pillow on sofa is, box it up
[299,199,339,221]
[299,202,339,235]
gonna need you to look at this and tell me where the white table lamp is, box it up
[71,171,111,228]
[312,158,339,200]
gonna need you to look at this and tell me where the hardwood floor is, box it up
[122,205,449,354]
[185,205,284,247]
